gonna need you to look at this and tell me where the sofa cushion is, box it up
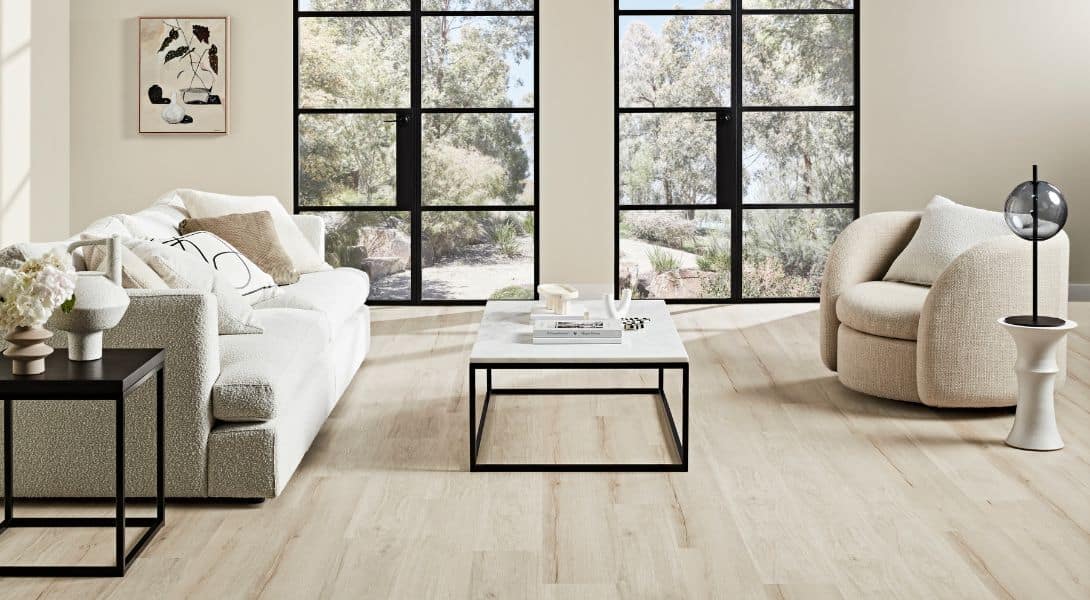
[214,308,331,422]
[253,268,370,333]
[121,192,189,239]
[836,281,930,341]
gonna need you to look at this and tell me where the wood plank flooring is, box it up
[1,302,1088,599]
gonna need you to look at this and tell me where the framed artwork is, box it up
[138,17,229,134]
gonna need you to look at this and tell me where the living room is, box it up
[0,0,1087,597]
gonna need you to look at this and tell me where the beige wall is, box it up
[56,0,1090,284]
[0,0,69,246]
[69,0,293,233]
[861,0,1090,284]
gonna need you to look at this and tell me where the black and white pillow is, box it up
[161,231,278,304]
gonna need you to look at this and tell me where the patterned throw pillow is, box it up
[160,232,279,304]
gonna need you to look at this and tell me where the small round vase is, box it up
[3,325,54,375]
[48,271,130,361]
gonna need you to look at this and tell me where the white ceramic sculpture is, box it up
[604,289,633,319]
[999,317,1078,451]
[48,236,131,361]
[537,283,579,315]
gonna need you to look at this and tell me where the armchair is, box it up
[819,212,1069,407]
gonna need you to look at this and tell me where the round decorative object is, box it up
[47,237,130,361]
[1004,179,1067,241]
[3,325,54,375]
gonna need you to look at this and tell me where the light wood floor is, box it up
[1,303,1088,599]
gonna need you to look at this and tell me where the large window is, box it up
[295,0,538,303]
[616,0,857,301]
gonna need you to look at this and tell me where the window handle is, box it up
[384,114,411,124]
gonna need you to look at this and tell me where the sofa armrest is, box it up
[52,289,221,495]
[917,232,1069,407]
[291,214,325,258]
[819,211,921,370]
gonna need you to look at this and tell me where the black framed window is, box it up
[615,0,858,302]
[295,0,538,304]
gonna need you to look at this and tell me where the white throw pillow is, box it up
[178,189,330,274]
[126,239,263,335]
[160,232,279,304]
[884,195,1011,286]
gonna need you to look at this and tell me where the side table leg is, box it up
[115,395,126,574]
[156,369,165,521]
[3,397,12,524]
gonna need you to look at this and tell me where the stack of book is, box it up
[532,318,623,344]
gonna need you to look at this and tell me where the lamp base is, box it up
[1003,315,1068,328]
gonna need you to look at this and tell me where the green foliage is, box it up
[695,236,730,273]
[423,212,485,265]
[318,211,408,268]
[60,294,76,314]
[647,247,680,273]
[489,285,532,300]
[488,222,521,258]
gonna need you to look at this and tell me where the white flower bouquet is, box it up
[0,251,78,332]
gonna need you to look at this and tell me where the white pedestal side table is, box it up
[999,317,1078,451]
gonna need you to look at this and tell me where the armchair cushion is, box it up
[836,281,930,341]
[883,195,1009,286]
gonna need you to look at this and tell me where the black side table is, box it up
[0,349,165,577]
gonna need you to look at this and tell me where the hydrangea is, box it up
[0,250,77,332]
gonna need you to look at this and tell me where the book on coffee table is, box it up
[532,318,622,344]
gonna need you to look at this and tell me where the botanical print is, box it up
[139,17,228,133]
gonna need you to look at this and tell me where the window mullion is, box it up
[409,0,423,303]
[730,0,744,301]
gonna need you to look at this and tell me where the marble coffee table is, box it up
[468,300,689,472]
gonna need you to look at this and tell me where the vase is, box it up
[47,236,130,361]
[3,325,53,375]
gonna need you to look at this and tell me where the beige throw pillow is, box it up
[82,241,170,290]
[178,189,330,274]
[883,195,1011,286]
[179,211,300,285]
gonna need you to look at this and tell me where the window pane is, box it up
[619,15,730,107]
[422,113,533,206]
[619,210,731,299]
[743,14,853,106]
[299,0,409,9]
[619,0,729,8]
[743,111,852,204]
[620,113,716,206]
[742,208,851,297]
[422,16,534,108]
[422,211,534,300]
[744,0,853,8]
[303,211,412,301]
[298,114,397,207]
[298,17,410,109]
[422,0,534,9]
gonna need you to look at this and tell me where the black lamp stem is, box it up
[1032,164,1039,324]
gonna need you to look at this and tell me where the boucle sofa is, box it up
[1,194,370,499]
[819,211,1069,407]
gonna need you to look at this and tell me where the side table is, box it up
[999,318,1077,451]
[0,349,165,577]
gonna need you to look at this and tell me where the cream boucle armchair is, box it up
[819,211,1069,407]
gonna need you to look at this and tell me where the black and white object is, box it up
[622,317,650,331]
[160,231,279,304]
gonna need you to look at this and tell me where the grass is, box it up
[647,247,680,273]
[489,222,521,258]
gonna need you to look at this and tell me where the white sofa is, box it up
[1,194,370,499]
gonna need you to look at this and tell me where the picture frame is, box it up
[138,16,229,134]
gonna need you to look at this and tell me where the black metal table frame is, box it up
[469,361,689,472]
[0,366,165,577]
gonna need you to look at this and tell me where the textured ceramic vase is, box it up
[3,325,53,375]
[48,236,130,361]
[999,317,1078,451]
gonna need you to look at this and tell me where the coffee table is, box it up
[468,300,689,472]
